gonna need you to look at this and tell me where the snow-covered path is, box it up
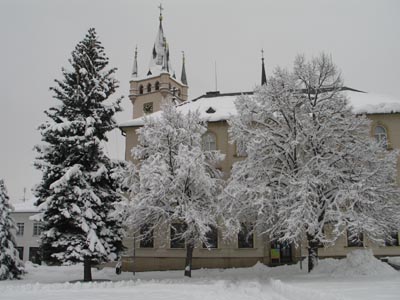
[1,251,399,300]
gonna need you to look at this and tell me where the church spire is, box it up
[148,4,172,75]
[180,51,187,85]
[261,49,267,85]
[131,46,138,78]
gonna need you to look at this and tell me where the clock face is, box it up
[143,102,153,114]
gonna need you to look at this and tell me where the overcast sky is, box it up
[1,0,399,202]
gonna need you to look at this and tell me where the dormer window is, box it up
[139,85,144,95]
[155,81,160,90]
[374,125,387,149]
[147,83,152,93]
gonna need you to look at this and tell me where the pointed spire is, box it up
[181,51,187,85]
[261,49,267,85]
[148,4,172,76]
[131,46,138,77]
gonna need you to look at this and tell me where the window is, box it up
[347,230,364,247]
[16,223,24,236]
[139,85,144,94]
[33,222,42,236]
[202,132,217,151]
[203,225,218,249]
[238,223,254,248]
[143,102,153,114]
[155,81,160,90]
[385,232,399,246]
[236,140,247,157]
[374,125,387,149]
[29,247,41,265]
[170,223,187,248]
[16,247,24,260]
[139,225,154,248]
[147,83,152,93]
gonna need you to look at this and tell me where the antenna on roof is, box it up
[214,61,218,91]
[21,187,26,202]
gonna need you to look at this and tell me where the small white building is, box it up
[11,198,42,264]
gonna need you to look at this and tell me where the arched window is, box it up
[147,83,152,93]
[155,81,160,91]
[202,132,217,151]
[139,85,144,95]
[374,125,387,148]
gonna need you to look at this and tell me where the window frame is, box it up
[16,223,24,236]
[139,224,154,248]
[385,232,399,247]
[33,222,42,236]
[238,223,254,249]
[347,229,364,247]
[202,132,217,151]
[374,125,388,149]
[202,225,218,249]
[170,223,187,249]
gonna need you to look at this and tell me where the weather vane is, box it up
[261,48,264,60]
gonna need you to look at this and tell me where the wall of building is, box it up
[10,211,41,263]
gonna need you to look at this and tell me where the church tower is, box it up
[129,5,189,119]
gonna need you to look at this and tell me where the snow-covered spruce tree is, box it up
[123,102,224,277]
[0,179,24,280]
[34,28,124,281]
[222,53,400,272]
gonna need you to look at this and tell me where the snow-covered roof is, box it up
[345,91,400,115]
[119,89,400,128]
[12,198,40,213]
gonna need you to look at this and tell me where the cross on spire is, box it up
[261,48,264,61]
[158,3,164,21]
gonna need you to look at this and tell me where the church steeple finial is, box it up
[158,3,163,22]
[181,51,187,85]
[261,49,267,85]
[132,46,138,78]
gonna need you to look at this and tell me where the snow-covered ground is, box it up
[0,250,399,300]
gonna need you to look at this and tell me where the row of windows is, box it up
[138,225,400,250]
[138,82,181,97]
[344,230,398,247]
[16,247,41,264]
[138,223,254,249]
[16,222,42,237]
[203,125,388,154]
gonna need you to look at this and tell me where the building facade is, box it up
[119,10,400,271]
[11,198,42,264]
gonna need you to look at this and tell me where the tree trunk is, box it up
[307,235,319,273]
[83,256,92,282]
[184,243,194,278]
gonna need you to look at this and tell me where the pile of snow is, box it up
[314,249,397,277]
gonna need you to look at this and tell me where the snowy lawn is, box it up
[0,250,399,300]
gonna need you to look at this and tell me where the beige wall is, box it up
[121,102,400,271]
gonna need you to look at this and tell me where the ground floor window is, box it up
[238,223,254,248]
[347,230,364,247]
[203,225,218,249]
[385,232,399,246]
[139,224,154,248]
[29,247,41,265]
[16,247,24,260]
[170,223,187,248]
